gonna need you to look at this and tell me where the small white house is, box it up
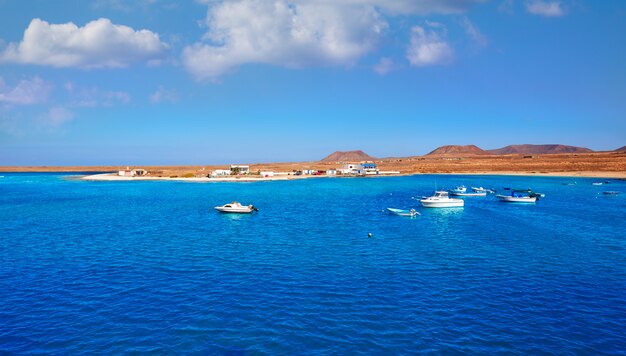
[340,163,361,175]
[326,169,337,176]
[360,163,378,175]
[303,169,315,175]
[211,169,231,177]
[340,163,377,175]
[260,171,274,177]
[230,165,250,175]
[118,168,147,177]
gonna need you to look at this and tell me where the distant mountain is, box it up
[615,146,626,152]
[321,150,376,162]
[487,144,593,155]
[426,145,486,156]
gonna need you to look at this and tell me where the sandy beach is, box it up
[2,151,625,180]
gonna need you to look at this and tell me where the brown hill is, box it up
[321,150,376,162]
[615,146,626,152]
[426,145,486,156]
[487,144,593,155]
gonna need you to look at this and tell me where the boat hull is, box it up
[420,199,464,208]
[449,192,487,197]
[387,208,419,216]
[496,195,536,203]
[214,205,256,213]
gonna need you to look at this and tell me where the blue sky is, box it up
[0,0,625,165]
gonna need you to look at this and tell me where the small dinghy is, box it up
[603,191,620,195]
[214,201,258,213]
[387,208,420,217]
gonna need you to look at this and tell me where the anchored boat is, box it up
[387,208,420,217]
[496,191,537,203]
[471,187,495,194]
[214,201,258,213]
[420,191,464,208]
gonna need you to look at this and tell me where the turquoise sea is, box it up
[1,173,625,354]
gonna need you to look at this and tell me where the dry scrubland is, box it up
[2,151,625,178]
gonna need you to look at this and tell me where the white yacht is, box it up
[420,191,464,208]
[449,185,467,194]
[214,201,258,213]
[496,194,537,203]
[471,187,495,194]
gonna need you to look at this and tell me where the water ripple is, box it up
[1,173,625,353]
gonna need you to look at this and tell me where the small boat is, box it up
[471,187,495,193]
[591,182,603,186]
[450,191,487,197]
[214,201,258,213]
[420,191,464,208]
[496,192,537,203]
[603,191,620,195]
[562,182,576,186]
[449,185,467,194]
[387,208,420,217]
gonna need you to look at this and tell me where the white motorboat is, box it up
[214,201,258,213]
[496,194,537,203]
[591,182,603,186]
[450,191,487,197]
[420,191,464,208]
[449,185,467,194]
[387,208,420,217]
[471,186,495,194]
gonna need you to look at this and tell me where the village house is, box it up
[211,169,231,177]
[118,168,147,177]
[339,162,378,175]
[230,165,250,175]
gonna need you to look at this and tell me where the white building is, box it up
[326,169,337,176]
[360,163,378,175]
[339,163,378,175]
[211,169,231,177]
[260,171,274,177]
[118,168,147,177]
[230,165,250,175]
[339,164,358,174]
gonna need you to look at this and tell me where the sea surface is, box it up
[1,173,625,354]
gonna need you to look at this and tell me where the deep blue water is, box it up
[1,173,625,354]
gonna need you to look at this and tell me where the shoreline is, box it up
[77,170,626,182]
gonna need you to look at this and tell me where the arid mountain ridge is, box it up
[321,150,376,162]
[323,144,617,162]
[427,144,595,156]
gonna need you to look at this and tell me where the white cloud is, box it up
[1,18,169,68]
[525,1,565,17]
[373,57,395,75]
[65,85,130,107]
[39,106,75,128]
[0,77,52,106]
[183,0,387,80]
[312,0,486,16]
[462,18,488,48]
[406,23,454,67]
[150,85,178,103]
